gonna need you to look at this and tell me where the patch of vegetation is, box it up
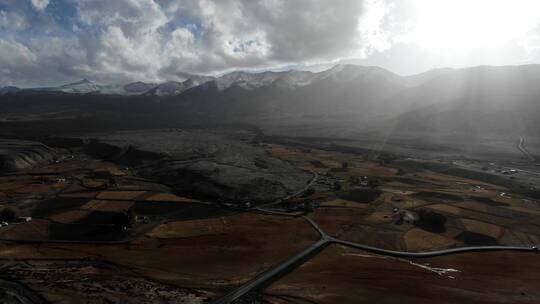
[75,211,131,226]
[31,197,89,217]
[414,209,447,233]
[132,201,230,220]
[49,222,127,242]
[470,196,509,207]
[0,207,18,222]
[455,231,499,246]
[338,188,382,204]
[413,191,464,202]
[309,160,326,168]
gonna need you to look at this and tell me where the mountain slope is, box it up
[390,65,540,136]
[146,75,214,96]
[98,81,158,95]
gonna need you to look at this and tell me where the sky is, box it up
[1,0,540,87]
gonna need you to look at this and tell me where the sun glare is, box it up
[401,0,540,53]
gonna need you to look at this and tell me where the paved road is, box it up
[331,239,536,258]
[518,135,536,162]
[302,215,537,258]
[211,238,329,304]
[212,212,539,304]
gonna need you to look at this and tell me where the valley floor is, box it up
[0,130,539,303]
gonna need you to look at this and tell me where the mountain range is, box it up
[0,69,324,96]
[1,64,435,97]
[1,64,540,139]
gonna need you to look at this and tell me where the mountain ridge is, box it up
[2,63,540,137]
[4,63,539,96]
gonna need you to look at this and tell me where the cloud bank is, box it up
[1,0,540,86]
[0,0,396,86]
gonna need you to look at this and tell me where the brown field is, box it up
[81,179,107,189]
[340,225,406,250]
[319,198,370,209]
[264,245,540,304]
[404,228,461,251]
[1,142,539,303]
[0,181,24,191]
[460,219,504,239]
[348,163,398,177]
[455,201,496,213]
[425,204,462,215]
[96,191,147,200]
[500,229,540,246]
[80,200,134,212]
[312,207,373,237]
[0,219,50,240]
[48,210,91,224]
[0,213,320,294]
[267,144,540,252]
[147,217,232,239]
[506,206,540,216]
[60,191,99,199]
[143,193,199,203]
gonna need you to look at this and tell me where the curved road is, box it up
[213,212,539,304]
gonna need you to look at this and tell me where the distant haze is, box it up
[1,0,540,87]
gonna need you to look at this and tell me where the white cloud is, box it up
[9,0,540,85]
[165,27,196,59]
[70,0,390,78]
[76,0,168,34]
[0,11,27,30]
[31,0,50,11]
[357,0,394,57]
[0,38,36,67]
[0,0,400,85]
[0,38,37,85]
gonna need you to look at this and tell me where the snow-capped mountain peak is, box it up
[31,78,99,94]
[1,64,402,96]
[147,75,214,96]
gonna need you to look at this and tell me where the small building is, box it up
[135,215,149,224]
[15,217,32,223]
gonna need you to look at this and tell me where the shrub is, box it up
[415,209,447,233]
[0,207,18,222]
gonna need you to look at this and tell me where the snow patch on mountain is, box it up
[214,71,281,91]
[4,64,408,96]
[273,70,316,89]
[58,79,99,94]
[0,86,20,95]
[148,76,214,96]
